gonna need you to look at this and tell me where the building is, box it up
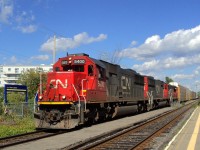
[0,65,52,87]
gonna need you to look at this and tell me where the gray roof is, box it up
[90,58,106,69]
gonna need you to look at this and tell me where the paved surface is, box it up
[166,106,200,150]
[3,107,174,150]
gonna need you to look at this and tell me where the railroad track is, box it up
[65,101,198,150]
[0,129,65,148]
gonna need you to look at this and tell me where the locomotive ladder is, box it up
[72,84,81,114]
[81,79,87,112]
[72,79,87,115]
[169,89,173,105]
[147,91,154,106]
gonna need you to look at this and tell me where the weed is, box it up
[0,115,35,138]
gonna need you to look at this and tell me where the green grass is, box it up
[0,115,36,138]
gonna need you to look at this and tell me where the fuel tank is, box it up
[112,105,138,118]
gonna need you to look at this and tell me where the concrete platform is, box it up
[3,107,174,150]
[166,106,200,150]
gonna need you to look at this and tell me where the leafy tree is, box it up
[17,70,47,101]
[100,49,122,64]
[0,87,3,102]
[198,91,200,97]
[165,76,174,83]
[7,92,26,103]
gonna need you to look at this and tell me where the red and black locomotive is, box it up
[34,53,185,129]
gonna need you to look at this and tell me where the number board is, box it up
[61,60,68,65]
[74,59,86,64]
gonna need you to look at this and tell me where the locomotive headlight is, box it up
[39,95,43,100]
[62,95,66,100]
[69,57,72,60]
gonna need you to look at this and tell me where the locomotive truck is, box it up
[34,53,195,129]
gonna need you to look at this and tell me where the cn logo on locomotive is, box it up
[121,76,131,90]
[50,79,68,88]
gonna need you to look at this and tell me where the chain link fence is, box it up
[2,102,35,117]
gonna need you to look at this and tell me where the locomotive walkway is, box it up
[166,106,200,150]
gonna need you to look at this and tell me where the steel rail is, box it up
[65,101,198,150]
[0,129,65,148]
[131,101,196,150]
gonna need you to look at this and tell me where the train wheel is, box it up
[85,108,98,124]
[98,108,107,121]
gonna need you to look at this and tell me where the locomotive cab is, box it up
[34,53,107,129]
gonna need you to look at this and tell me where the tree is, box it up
[0,87,4,102]
[7,92,25,103]
[165,76,174,83]
[17,70,47,100]
[99,49,122,64]
[198,91,200,97]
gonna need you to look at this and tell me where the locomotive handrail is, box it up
[169,89,173,104]
[39,73,43,95]
[72,84,81,114]
[147,91,153,105]
[81,79,87,112]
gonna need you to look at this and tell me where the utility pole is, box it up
[53,35,56,64]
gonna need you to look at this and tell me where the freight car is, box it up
[169,82,197,102]
[34,53,188,129]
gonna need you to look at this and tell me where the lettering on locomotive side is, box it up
[121,76,131,90]
[50,79,68,88]
[156,85,160,94]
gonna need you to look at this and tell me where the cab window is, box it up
[55,67,60,72]
[88,65,94,76]
[63,65,84,72]
[74,65,84,72]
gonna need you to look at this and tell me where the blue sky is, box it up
[0,0,200,91]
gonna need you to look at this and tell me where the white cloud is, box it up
[0,2,37,33]
[17,24,37,33]
[0,0,13,24]
[133,59,160,72]
[119,25,200,60]
[171,74,194,80]
[15,11,35,24]
[15,11,37,33]
[41,32,107,51]
[130,40,137,46]
[30,55,49,61]
[163,57,189,69]
[194,66,200,76]
[133,54,200,73]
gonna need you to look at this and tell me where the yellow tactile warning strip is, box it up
[187,112,200,150]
